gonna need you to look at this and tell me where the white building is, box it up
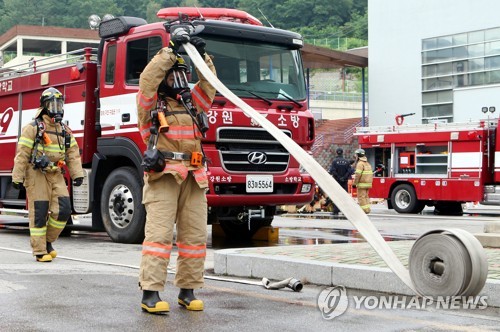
[368,0,500,125]
[0,25,99,69]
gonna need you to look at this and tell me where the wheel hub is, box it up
[108,184,135,228]
[395,190,410,208]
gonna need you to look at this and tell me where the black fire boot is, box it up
[178,288,204,311]
[47,242,57,259]
[141,290,169,314]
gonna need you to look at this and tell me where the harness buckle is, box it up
[172,152,185,160]
[191,152,203,166]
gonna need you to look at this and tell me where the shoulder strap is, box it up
[33,118,45,142]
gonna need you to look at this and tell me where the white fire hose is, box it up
[262,277,303,292]
[184,43,488,297]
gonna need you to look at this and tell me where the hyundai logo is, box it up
[248,151,267,164]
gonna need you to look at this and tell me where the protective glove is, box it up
[169,27,190,53]
[12,181,23,190]
[190,36,206,56]
[177,89,192,103]
[73,177,84,187]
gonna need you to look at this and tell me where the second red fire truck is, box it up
[0,8,315,242]
[355,119,500,215]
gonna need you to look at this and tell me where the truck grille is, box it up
[217,127,291,173]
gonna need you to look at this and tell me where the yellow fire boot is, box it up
[141,290,170,314]
[178,288,204,311]
[36,254,53,262]
[47,242,57,259]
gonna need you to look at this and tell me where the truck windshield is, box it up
[188,37,307,101]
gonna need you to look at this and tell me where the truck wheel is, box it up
[391,184,420,214]
[101,167,145,244]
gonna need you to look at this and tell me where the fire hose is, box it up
[262,277,303,292]
[184,43,488,297]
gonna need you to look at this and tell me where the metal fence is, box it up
[309,90,367,103]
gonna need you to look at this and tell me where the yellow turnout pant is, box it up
[139,172,207,291]
[26,169,71,255]
[357,188,371,214]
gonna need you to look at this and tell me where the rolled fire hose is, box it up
[262,277,303,292]
[185,43,488,296]
[409,229,488,297]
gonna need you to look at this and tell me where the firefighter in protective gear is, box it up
[12,87,84,262]
[353,148,373,214]
[136,31,216,313]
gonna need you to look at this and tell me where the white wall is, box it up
[454,85,500,122]
[368,0,500,125]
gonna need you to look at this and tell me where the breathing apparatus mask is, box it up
[40,87,64,122]
[45,98,64,122]
[161,59,190,100]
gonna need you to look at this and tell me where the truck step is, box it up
[4,184,21,199]
[0,199,26,207]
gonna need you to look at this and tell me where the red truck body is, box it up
[355,120,500,214]
[0,8,315,242]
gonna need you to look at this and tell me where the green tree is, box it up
[0,0,124,33]
[181,0,201,6]
[119,0,149,18]
[342,11,367,40]
[146,1,163,23]
[57,0,124,29]
[236,0,275,27]
[199,0,238,7]
[236,0,356,30]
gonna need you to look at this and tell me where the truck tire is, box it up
[101,167,145,244]
[391,184,422,214]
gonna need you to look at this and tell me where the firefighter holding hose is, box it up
[136,23,216,314]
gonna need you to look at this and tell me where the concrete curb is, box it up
[213,248,500,308]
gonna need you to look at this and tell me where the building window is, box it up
[421,26,500,122]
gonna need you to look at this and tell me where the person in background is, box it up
[12,87,84,262]
[352,148,373,214]
[328,147,354,216]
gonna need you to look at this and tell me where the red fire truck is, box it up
[355,119,500,215]
[0,7,315,243]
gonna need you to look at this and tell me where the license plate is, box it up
[246,175,273,193]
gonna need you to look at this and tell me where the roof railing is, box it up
[355,119,498,134]
[0,47,97,79]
